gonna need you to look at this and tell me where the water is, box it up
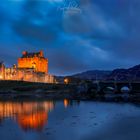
[0,100,140,140]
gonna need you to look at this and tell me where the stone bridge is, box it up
[91,81,140,93]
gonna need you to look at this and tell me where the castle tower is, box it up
[18,51,48,73]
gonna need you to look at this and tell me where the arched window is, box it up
[32,62,36,70]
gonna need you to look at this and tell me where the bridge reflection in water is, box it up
[0,100,70,131]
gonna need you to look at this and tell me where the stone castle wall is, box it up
[18,51,48,73]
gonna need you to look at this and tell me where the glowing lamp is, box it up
[64,78,69,84]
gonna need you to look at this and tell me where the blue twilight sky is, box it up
[0,0,140,75]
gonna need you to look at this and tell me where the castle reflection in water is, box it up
[0,100,72,131]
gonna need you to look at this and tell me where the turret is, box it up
[22,51,27,56]
[39,50,43,57]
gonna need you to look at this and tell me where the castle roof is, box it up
[21,51,44,58]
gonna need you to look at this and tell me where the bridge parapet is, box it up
[92,81,140,94]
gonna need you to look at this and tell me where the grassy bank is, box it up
[0,80,76,91]
[0,80,77,100]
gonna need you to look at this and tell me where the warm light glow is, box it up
[64,99,69,108]
[0,75,2,79]
[0,101,54,131]
[18,51,48,73]
[64,78,69,84]
[17,112,48,131]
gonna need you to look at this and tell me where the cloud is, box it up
[0,0,140,75]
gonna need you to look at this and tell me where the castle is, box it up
[0,51,54,83]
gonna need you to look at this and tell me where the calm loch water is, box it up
[0,100,140,140]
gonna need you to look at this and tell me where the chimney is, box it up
[39,50,43,57]
[22,51,27,56]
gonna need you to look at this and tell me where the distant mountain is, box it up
[71,64,140,81]
[71,70,111,80]
[56,64,140,83]
[107,64,140,81]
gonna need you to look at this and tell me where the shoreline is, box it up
[0,80,140,103]
[0,92,139,105]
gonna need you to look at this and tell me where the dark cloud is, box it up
[0,0,140,75]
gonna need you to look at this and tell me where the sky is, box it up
[0,0,140,75]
